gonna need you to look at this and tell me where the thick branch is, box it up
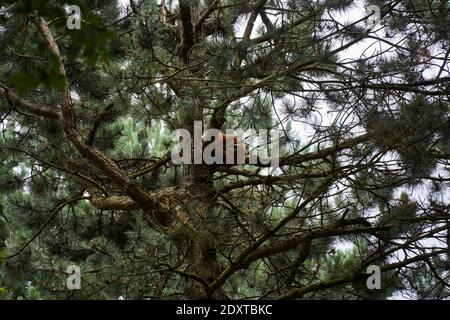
[31,15,171,226]
[179,0,195,64]
[0,84,60,119]
[90,193,139,211]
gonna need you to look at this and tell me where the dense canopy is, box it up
[0,0,449,299]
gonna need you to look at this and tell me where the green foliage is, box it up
[0,0,449,301]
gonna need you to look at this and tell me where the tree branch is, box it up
[0,84,60,119]
[276,249,448,299]
[6,194,86,259]
[179,0,195,64]
[30,15,172,226]
[194,0,219,38]
[281,133,373,166]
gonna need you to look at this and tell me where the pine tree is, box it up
[0,0,449,299]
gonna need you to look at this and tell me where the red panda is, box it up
[211,132,248,166]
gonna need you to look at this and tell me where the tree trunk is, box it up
[182,163,223,299]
